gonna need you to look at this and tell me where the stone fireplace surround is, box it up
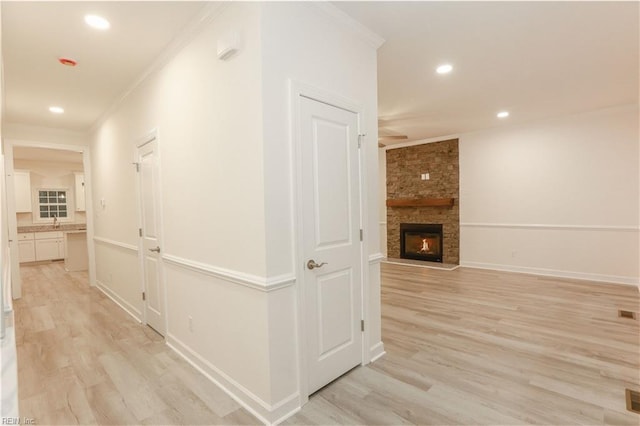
[386,139,460,264]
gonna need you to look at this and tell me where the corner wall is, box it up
[88,2,383,423]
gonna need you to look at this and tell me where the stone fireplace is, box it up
[386,139,460,264]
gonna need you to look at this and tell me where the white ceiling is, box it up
[1,2,638,142]
[1,1,205,130]
[334,1,639,143]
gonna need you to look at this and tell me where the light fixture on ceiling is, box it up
[49,106,64,114]
[436,64,453,74]
[497,111,510,118]
[84,14,110,30]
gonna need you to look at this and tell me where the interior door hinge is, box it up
[358,133,366,148]
[142,292,146,301]
[138,228,142,237]
[361,320,365,332]
[360,229,363,241]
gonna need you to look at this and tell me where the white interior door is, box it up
[300,96,363,394]
[137,137,165,336]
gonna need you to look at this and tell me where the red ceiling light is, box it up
[58,57,77,67]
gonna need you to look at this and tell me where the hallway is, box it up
[14,262,258,425]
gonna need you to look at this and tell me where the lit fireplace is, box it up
[400,223,443,262]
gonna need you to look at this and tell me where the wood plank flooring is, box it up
[285,264,640,425]
[15,262,640,425]
[14,262,258,425]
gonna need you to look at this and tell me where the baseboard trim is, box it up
[166,334,300,425]
[460,261,640,287]
[368,253,385,264]
[163,254,295,293]
[369,341,386,363]
[95,280,142,322]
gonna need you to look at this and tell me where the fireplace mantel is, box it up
[386,197,454,208]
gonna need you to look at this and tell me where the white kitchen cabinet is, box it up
[74,173,85,211]
[17,233,36,263]
[14,170,32,213]
[34,231,64,261]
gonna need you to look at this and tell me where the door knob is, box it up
[307,259,327,270]
[149,246,161,253]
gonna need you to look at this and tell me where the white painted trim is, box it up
[166,334,300,425]
[461,222,640,232]
[162,254,296,292]
[369,342,386,363]
[95,280,142,322]
[93,236,138,253]
[89,3,228,134]
[379,221,387,225]
[460,261,640,287]
[311,3,385,49]
[368,253,385,264]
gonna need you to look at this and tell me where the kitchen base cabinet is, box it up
[34,231,64,261]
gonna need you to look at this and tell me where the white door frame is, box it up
[134,129,168,335]
[289,80,372,406]
[3,139,97,299]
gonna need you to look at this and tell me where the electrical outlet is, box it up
[188,316,194,332]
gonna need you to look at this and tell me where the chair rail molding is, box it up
[162,253,296,292]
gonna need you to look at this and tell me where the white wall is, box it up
[459,104,639,284]
[89,3,382,423]
[89,2,276,418]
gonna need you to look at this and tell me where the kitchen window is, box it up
[38,190,68,219]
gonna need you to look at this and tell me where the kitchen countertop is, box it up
[17,224,87,233]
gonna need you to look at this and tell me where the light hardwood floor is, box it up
[14,262,259,425]
[286,264,640,425]
[16,262,640,425]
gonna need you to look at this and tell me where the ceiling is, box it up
[334,1,639,144]
[1,2,638,143]
[1,1,205,130]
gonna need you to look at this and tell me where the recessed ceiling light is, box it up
[436,64,453,74]
[497,111,510,118]
[49,106,64,114]
[84,14,110,30]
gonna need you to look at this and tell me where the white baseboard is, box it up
[460,261,639,287]
[369,341,386,363]
[166,333,300,425]
[95,280,142,322]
